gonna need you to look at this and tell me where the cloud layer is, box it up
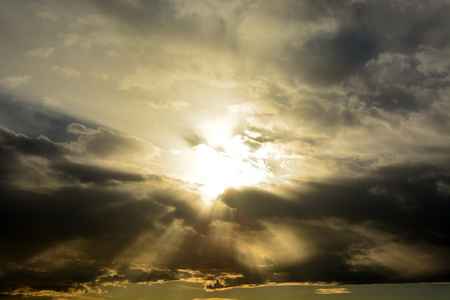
[0,0,449,298]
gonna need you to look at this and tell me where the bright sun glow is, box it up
[191,132,271,203]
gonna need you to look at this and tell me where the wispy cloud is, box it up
[193,298,238,300]
[43,96,61,107]
[25,47,55,58]
[315,288,352,294]
[52,66,81,78]
[0,75,31,88]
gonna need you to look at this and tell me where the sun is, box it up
[190,132,271,203]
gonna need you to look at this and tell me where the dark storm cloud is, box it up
[1,132,449,295]
[275,2,382,87]
[0,126,177,296]
[0,120,242,293]
[277,0,450,91]
[336,1,450,53]
[399,4,450,50]
[217,161,450,284]
[0,125,65,188]
[0,186,171,294]
[353,53,433,113]
[0,125,154,187]
[287,99,360,133]
[222,162,450,244]
[284,26,381,86]
[0,126,66,158]
[0,125,216,296]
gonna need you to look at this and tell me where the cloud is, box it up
[415,44,450,75]
[32,4,59,22]
[139,99,191,111]
[52,66,82,78]
[69,14,108,28]
[193,298,237,300]
[66,123,97,135]
[0,75,31,88]
[0,186,171,292]
[283,26,381,87]
[25,47,55,58]
[52,160,147,184]
[43,96,61,107]
[0,124,177,295]
[66,123,160,169]
[0,96,88,141]
[119,57,237,91]
[218,162,450,283]
[349,242,448,279]
[3,122,165,188]
[60,31,124,53]
[90,72,109,80]
[315,288,351,294]
[1,117,450,295]
[6,152,443,295]
[0,126,67,160]
[1,0,450,298]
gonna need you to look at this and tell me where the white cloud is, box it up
[69,15,107,28]
[192,298,237,300]
[60,31,123,52]
[0,75,31,88]
[139,100,191,111]
[36,10,58,21]
[119,57,237,91]
[25,47,55,58]
[52,66,81,78]
[60,33,81,46]
[315,288,351,294]
[66,123,98,135]
[415,44,450,75]
[90,72,109,80]
[227,101,279,115]
[32,4,59,22]
[43,96,61,107]
[366,53,411,68]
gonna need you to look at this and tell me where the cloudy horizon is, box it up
[1,1,449,299]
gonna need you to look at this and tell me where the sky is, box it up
[0,0,450,299]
